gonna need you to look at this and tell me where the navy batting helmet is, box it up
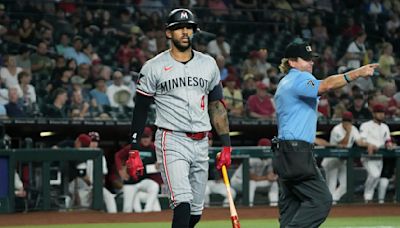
[166,8,197,31]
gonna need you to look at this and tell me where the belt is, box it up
[279,140,314,150]
[159,128,208,140]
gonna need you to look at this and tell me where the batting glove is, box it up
[216,146,232,170]
[126,150,144,180]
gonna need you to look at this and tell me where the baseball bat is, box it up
[221,165,241,228]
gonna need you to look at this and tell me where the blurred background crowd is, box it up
[0,0,399,121]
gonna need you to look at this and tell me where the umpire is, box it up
[273,39,379,228]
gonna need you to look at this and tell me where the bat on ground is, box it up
[221,165,241,228]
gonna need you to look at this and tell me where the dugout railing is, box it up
[1,146,399,213]
[0,147,103,213]
[209,147,400,206]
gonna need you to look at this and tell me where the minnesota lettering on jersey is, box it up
[159,76,209,93]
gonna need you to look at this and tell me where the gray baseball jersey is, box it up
[136,50,220,132]
[136,49,220,215]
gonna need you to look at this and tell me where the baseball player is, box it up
[115,127,160,213]
[274,39,378,227]
[86,132,117,213]
[128,8,232,228]
[230,138,278,207]
[68,132,117,213]
[359,104,394,203]
[321,112,368,204]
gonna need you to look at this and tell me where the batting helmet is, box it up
[166,8,197,31]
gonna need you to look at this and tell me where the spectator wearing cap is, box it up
[70,75,90,102]
[207,30,231,61]
[223,74,244,118]
[231,138,278,207]
[321,111,368,204]
[107,71,134,108]
[359,103,394,203]
[246,81,275,119]
[241,73,256,101]
[81,131,118,213]
[64,36,91,65]
[348,94,372,119]
[115,126,161,213]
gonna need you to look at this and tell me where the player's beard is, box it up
[172,37,191,52]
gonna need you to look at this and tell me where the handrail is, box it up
[0,148,103,213]
[209,146,400,205]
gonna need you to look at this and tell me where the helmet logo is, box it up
[180,11,188,19]
[306,46,312,52]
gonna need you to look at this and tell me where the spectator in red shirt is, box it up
[246,81,275,119]
[116,36,135,72]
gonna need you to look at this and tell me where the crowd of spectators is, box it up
[0,0,399,121]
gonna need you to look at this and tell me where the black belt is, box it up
[272,138,314,152]
[159,128,208,140]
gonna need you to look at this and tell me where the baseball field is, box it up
[1,204,400,228]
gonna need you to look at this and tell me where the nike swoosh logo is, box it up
[164,66,173,71]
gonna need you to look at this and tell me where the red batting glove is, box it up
[126,150,144,180]
[216,146,232,170]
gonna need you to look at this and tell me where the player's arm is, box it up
[130,93,153,148]
[209,83,230,146]
[128,93,153,179]
[115,145,130,181]
[317,63,379,95]
[208,83,232,170]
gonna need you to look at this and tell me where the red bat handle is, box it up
[231,215,241,228]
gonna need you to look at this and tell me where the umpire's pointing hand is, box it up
[357,63,379,77]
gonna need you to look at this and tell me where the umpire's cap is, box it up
[166,8,197,31]
[284,40,319,61]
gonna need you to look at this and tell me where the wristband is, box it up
[343,73,351,83]
[220,134,231,147]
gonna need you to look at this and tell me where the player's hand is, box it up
[126,150,144,180]
[118,167,130,181]
[343,122,352,132]
[357,63,379,77]
[267,172,278,181]
[367,144,377,155]
[386,141,395,150]
[216,146,232,170]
